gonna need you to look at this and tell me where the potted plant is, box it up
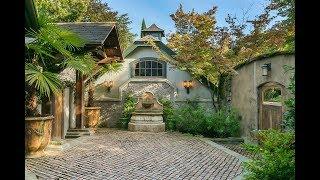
[25,12,93,157]
[84,63,121,128]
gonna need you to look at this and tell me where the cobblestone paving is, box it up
[26,129,243,180]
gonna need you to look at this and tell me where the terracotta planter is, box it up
[85,107,101,128]
[25,116,53,157]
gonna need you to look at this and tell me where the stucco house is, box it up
[231,52,295,137]
[94,22,214,127]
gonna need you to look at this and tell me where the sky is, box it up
[105,0,270,40]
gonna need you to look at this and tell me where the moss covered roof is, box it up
[123,38,176,58]
[234,51,295,70]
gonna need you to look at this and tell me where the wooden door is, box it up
[261,102,282,129]
[258,82,285,130]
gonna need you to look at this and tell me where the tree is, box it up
[35,0,89,22]
[167,4,235,108]
[141,18,146,37]
[167,1,295,109]
[35,0,136,50]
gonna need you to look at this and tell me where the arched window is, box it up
[134,59,165,77]
[263,87,282,103]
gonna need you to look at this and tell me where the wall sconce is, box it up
[261,63,271,76]
[104,80,114,92]
[183,80,193,94]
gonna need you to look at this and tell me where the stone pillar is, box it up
[62,88,70,138]
[69,87,76,129]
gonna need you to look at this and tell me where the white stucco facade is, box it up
[94,46,213,103]
[92,23,214,127]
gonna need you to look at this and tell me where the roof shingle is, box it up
[142,24,164,32]
[56,22,115,45]
[135,35,160,42]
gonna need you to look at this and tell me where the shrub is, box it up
[206,107,241,137]
[172,104,208,135]
[158,98,174,130]
[166,102,241,138]
[282,65,295,131]
[243,129,295,180]
[117,94,136,129]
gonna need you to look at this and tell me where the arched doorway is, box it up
[258,82,286,130]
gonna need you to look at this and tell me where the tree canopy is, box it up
[167,0,294,85]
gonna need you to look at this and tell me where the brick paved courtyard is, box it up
[26,129,244,180]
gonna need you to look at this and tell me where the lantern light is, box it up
[261,63,271,76]
[104,81,114,92]
[183,80,193,94]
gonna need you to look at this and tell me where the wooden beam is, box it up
[97,57,119,65]
[51,92,63,140]
[75,71,84,128]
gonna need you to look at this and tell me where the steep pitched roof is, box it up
[142,24,164,32]
[56,22,116,45]
[135,35,160,42]
[123,36,176,58]
[141,24,165,37]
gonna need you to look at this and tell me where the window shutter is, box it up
[130,61,135,78]
[163,62,167,78]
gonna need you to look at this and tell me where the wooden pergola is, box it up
[56,22,124,130]
[25,0,123,139]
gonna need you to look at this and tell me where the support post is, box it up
[75,71,84,129]
[51,91,63,141]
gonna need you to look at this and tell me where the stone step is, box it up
[65,134,81,139]
[67,129,91,132]
[66,131,90,135]
[64,128,95,139]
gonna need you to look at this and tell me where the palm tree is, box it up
[25,15,96,117]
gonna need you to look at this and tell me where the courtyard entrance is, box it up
[258,82,285,130]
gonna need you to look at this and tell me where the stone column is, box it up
[69,87,76,129]
[62,88,70,138]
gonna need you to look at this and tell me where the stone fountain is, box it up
[128,92,165,132]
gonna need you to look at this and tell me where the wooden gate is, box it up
[258,82,285,130]
[261,102,282,129]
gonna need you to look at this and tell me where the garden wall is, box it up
[94,100,123,128]
[231,53,295,137]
